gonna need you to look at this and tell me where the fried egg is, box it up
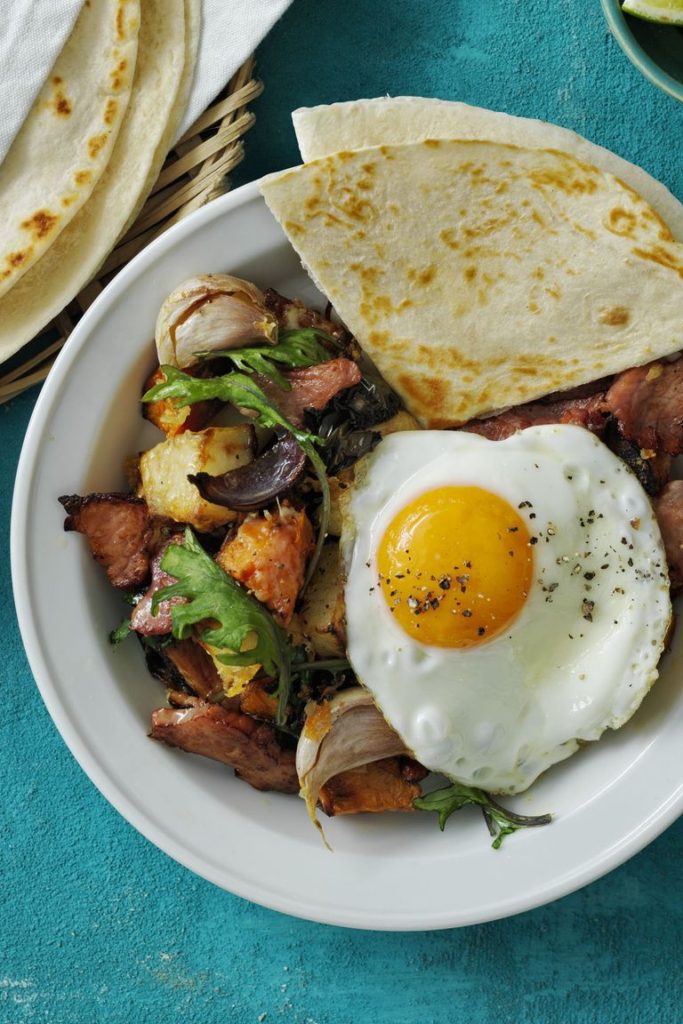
[341,425,671,794]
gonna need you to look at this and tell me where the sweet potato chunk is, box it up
[216,504,314,625]
[143,366,217,437]
[319,758,421,816]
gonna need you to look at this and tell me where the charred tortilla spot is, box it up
[103,98,118,126]
[21,210,58,240]
[599,306,630,326]
[632,245,683,279]
[88,132,109,160]
[74,169,92,187]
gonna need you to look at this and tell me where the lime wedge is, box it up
[622,0,683,24]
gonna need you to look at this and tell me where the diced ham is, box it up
[463,393,608,441]
[59,493,153,589]
[655,480,683,592]
[150,702,299,793]
[606,359,683,456]
[130,535,185,635]
[216,504,314,624]
[263,288,350,346]
[256,358,362,427]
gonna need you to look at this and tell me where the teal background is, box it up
[3,1,683,1021]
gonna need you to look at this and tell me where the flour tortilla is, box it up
[0,0,197,364]
[293,97,683,242]
[0,0,139,300]
[261,140,683,427]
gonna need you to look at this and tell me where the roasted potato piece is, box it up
[374,409,421,436]
[139,425,254,532]
[239,678,278,720]
[299,541,346,658]
[199,635,260,698]
[327,470,354,537]
[143,366,218,437]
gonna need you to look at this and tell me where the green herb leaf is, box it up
[154,528,294,725]
[109,617,132,646]
[142,366,330,589]
[194,328,334,389]
[413,782,551,848]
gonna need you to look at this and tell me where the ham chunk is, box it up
[59,493,152,589]
[130,535,185,635]
[263,287,350,346]
[655,480,683,592]
[256,358,362,427]
[216,505,314,624]
[606,359,683,455]
[463,393,608,441]
[150,702,298,793]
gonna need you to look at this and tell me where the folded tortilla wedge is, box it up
[260,139,683,427]
[293,97,683,242]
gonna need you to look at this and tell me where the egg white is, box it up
[341,425,672,794]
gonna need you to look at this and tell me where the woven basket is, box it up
[0,57,263,405]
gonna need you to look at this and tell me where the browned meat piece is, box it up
[319,757,422,816]
[165,639,225,700]
[655,480,683,592]
[462,393,608,441]
[130,535,185,635]
[264,288,351,346]
[606,359,683,456]
[216,504,314,625]
[150,702,298,792]
[603,419,671,496]
[59,493,153,589]
[256,358,362,427]
[399,757,429,784]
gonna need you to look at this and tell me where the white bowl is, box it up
[12,180,683,930]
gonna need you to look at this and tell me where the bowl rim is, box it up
[600,0,683,102]
[11,177,683,931]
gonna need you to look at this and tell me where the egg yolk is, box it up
[377,486,533,648]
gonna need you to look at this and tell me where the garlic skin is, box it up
[155,274,278,369]
[296,688,410,841]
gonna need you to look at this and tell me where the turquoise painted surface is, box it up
[3,2,683,1021]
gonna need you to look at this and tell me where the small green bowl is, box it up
[601,0,683,102]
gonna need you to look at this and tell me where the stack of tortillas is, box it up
[261,98,683,427]
[0,0,199,365]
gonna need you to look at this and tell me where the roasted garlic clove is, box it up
[155,274,278,369]
[296,688,410,842]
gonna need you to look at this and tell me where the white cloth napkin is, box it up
[0,0,84,166]
[179,0,293,137]
[0,0,293,167]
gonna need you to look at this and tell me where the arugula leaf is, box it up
[194,328,334,390]
[414,782,551,849]
[142,367,330,589]
[109,617,132,646]
[154,528,293,726]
